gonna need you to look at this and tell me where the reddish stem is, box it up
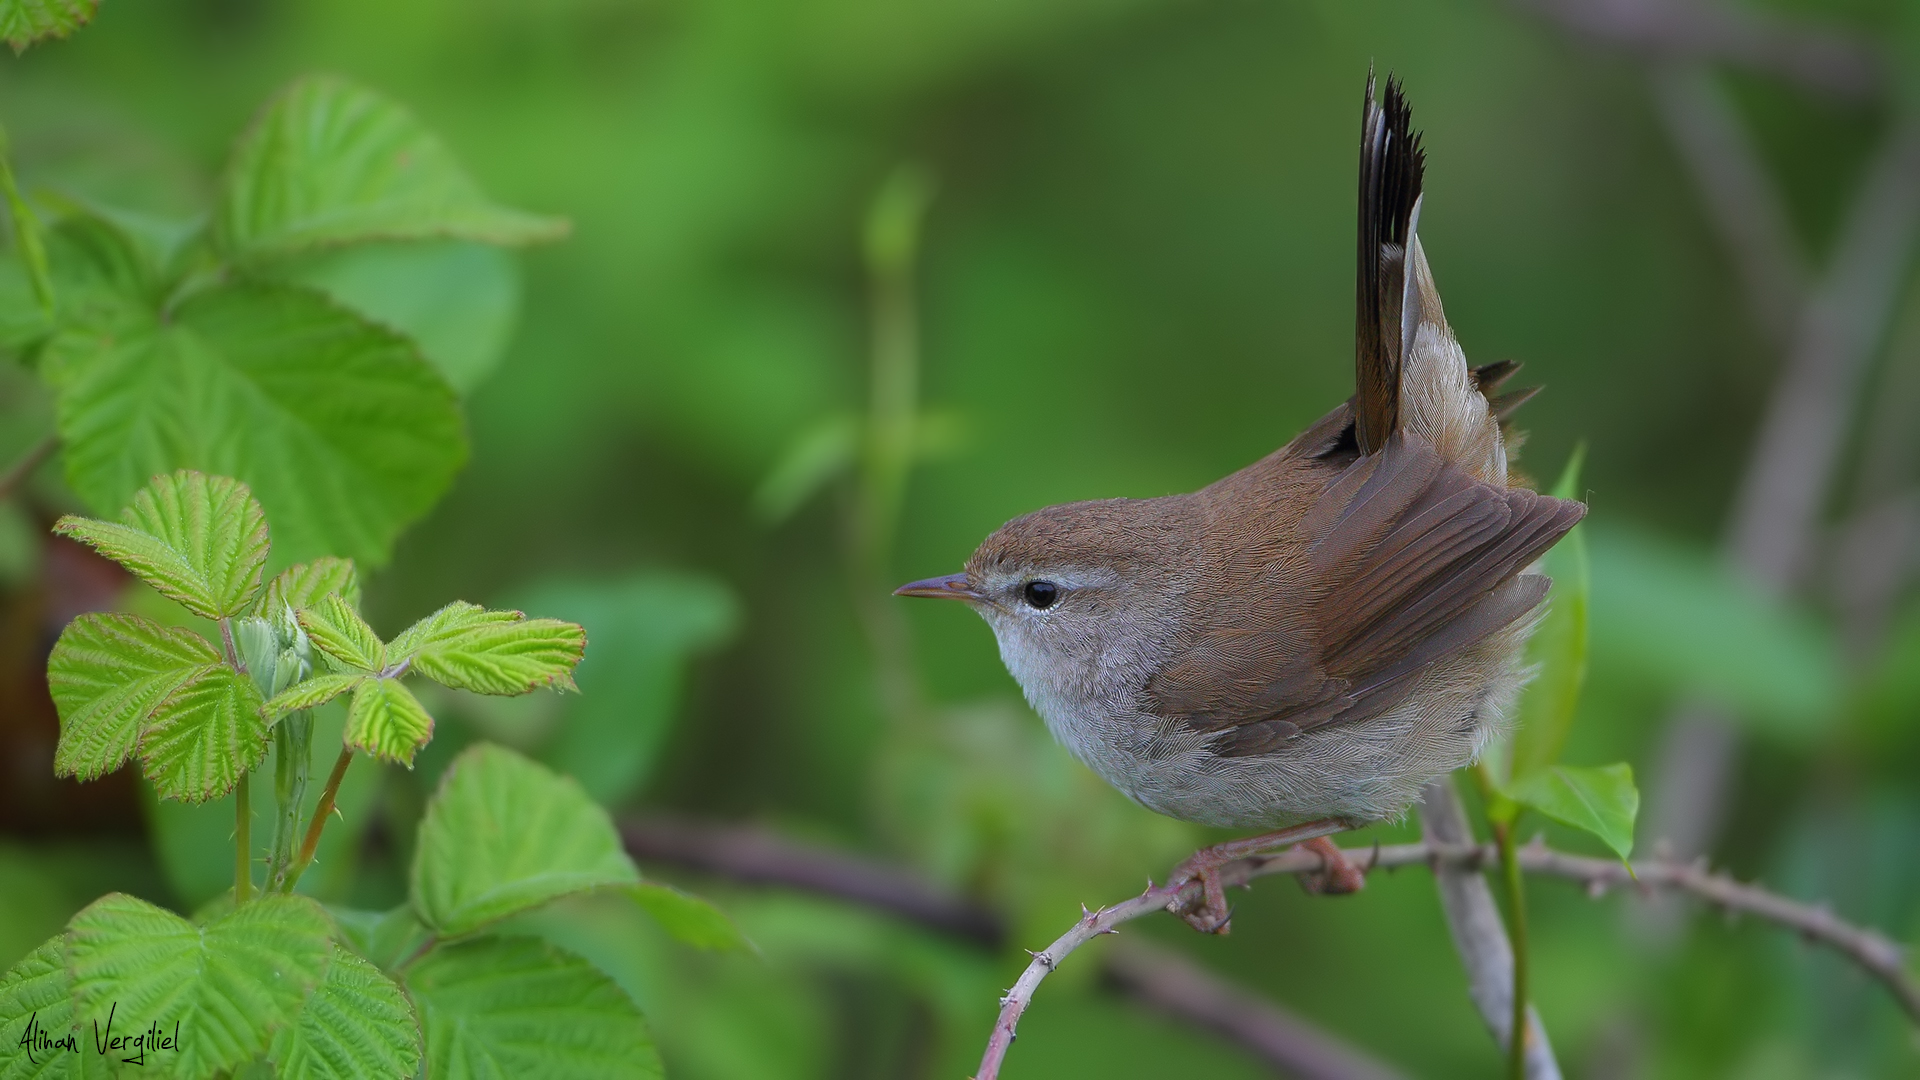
[284,747,353,893]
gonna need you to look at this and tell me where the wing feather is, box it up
[1146,435,1583,755]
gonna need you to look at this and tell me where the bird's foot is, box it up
[1167,851,1235,934]
[1296,835,1368,895]
[1165,818,1351,934]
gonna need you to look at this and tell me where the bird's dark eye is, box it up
[1022,580,1059,610]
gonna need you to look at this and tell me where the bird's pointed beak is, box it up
[893,572,980,602]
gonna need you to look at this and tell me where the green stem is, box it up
[285,747,353,894]
[0,126,54,316]
[266,711,314,892]
[1494,819,1529,1080]
[234,772,252,905]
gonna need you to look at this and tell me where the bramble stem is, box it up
[285,747,353,893]
[1494,820,1530,1080]
[266,712,314,892]
[0,435,55,503]
[234,773,252,905]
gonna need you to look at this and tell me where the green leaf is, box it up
[0,934,84,1080]
[411,744,639,937]
[264,673,366,720]
[139,663,268,802]
[389,601,585,696]
[43,274,467,568]
[511,572,738,804]
[404,936,661,1080]
[53,472,270,620]
[1509,446,1589,779]
[47,613,220,782]
[279,240,520,395]
[326,905,430,973]
[752,413,858,523]
[268,945,419,1080]
[629,883,750,952]
[343,679,434,767]
[1587,525,1837,739]
[297,594,385,673]
[216,75,568,260]
[0,0,98,54]
[261,558,361,616]
[67,892,333,1080]
[1508,763,1639,860]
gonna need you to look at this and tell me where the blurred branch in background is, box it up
[1101,939,1411,1080]
[619,814,1005,948]
[1512,0,1885,101]
[1419,778,1562,1080]
[1526,0,1920,911]
[0,434,52,503]
[1643,64,1803,343]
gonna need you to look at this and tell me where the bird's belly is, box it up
[1027,622,1534,829]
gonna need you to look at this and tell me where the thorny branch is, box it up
[619,815,1920,1077]
[968,834,1920,1078]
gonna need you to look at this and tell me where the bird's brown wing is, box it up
[1146,435,1585,756]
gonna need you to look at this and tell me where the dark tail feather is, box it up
[1469,359,1544,451]
[1354,70,1425,456]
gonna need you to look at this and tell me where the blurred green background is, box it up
[3,0,1919,1076]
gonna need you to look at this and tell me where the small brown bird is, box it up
[898,73,1585,932]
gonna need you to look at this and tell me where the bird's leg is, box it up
[1297,835,1368,895]
[1166,818,1351,933]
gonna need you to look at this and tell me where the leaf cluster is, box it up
[12,471,742,1077]
[3,74,566,566]
[0,744,744,1079]
[47,471,584,801]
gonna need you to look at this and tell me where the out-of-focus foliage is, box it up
[1,0,1917,1077]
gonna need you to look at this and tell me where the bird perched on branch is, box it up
[897,72,1585,932]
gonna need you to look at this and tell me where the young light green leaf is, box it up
[389,601,585,696]
[629,883,750,953]
[0,0,98,54]
[411,744,639,937]
[344,678,434,766]
[67,892,334,1080]
[279,240,521,395]
[43,277,467,568]
[47,612,220,782]
[139,663,268,802]
[268,945,420,1080]
[297,593,384,673]
[263,673,366,719]
[404,936,661,1080]
[54,472,270,620]
[0,933,82,1080]
[1508,762,1639,860]
[216,75,568,260]
[261,557,361,616]
[1508,446,1589,779]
